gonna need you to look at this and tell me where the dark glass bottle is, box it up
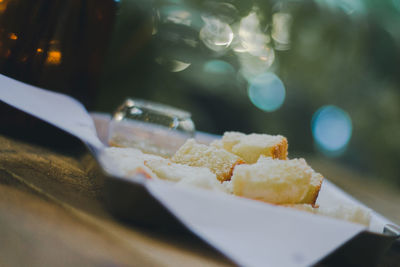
[0,0,116,147]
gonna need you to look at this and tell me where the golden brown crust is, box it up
[210,158,246,182]
[271,137,288,160]
[225,159,246,182]
[309,181,322,205]
[299,174,323,205]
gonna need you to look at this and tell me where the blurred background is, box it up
[96,0,400,189]
[0,0,400,199]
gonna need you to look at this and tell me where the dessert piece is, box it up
[144,158,226,192]
[210,132,245,151]
[299,172,324,205]
[99,147,159,179]
[211,131,288,163]
[100,127,374,227]
[231,157,313,204]
[172,139,245,182]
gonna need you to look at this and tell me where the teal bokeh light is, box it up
[203,60,235,74]
[311,105,352,156]
[247,72,286,112]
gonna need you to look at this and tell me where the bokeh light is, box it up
[231,35,248,53]
[199,15,233,52]
[0,0,8,13]
[311,105,352,156]
[316,0,366,15]
[9,32,17,40]
[202,2,239,25]
[239,47,275,80]
[160,5,192,26]
[238,11,270,55]
[271,12,292,50]
[45,50,62,65]
[247,72,285,112]
[203,60,234,74]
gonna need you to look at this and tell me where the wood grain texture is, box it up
[0,135,233,267]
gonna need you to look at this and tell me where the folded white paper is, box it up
[0,74,104,150]
[147,181,364,267]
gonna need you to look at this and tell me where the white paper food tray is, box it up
[0,74,399,267]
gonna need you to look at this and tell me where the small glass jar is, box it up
[108,98,195,157]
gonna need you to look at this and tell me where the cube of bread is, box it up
[144,158,226,192]
[299,172,324,205]
[231,157,313,204]
[99,147,159,179]
[211,131,288,163]
[172,139,245,182]
[210,132,245,151]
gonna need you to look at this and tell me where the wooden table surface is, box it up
[0,133,399,267]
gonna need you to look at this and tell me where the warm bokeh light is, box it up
[248,72,285,112]
[311,105,352,156]
[0,0,8,13]
[45,50,62,65]
[9,33,17,40]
